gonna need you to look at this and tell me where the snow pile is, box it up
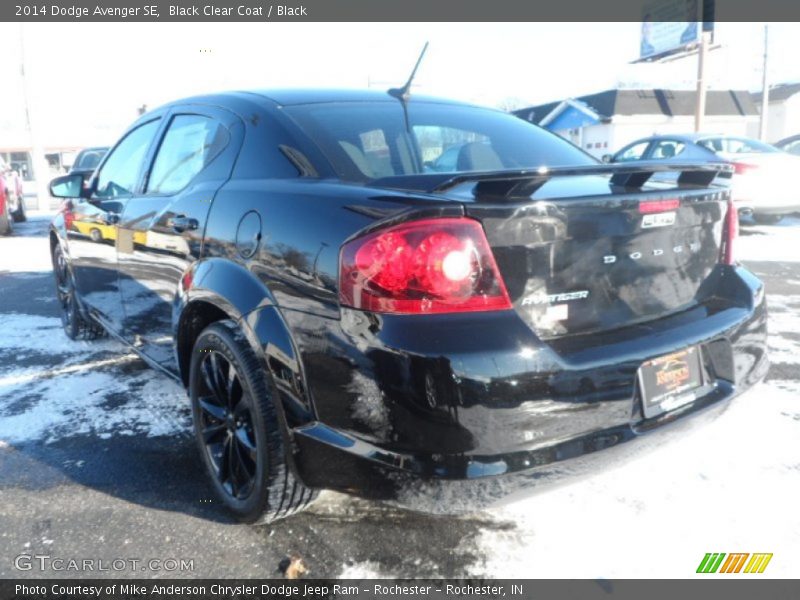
[0,314,190,444]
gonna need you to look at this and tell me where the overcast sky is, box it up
[0,22,798,146]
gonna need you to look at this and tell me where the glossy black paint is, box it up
[50,89,769,506]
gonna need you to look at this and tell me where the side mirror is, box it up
[49,174,87,199]
[601,154,612,163]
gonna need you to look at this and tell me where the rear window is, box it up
[284,101,595,182]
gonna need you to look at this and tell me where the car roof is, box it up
[631,133,763,144]
[155,88,484,113]
[245,88,475,107]
[776,134,800,145]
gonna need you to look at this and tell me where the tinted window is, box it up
[95,121,160,198]
[614,141,650,162]
[284,102,594,182]
[650,140,686,159]
[147,115,229,195]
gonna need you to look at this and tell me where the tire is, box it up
[189,320,317,523]
[51,244,106,341]
[753,213,782,225]
[89,228,102,242]
[12,194,26,223]
[0,199,13,236]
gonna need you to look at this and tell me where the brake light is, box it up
[720,199,738,265]
[339,217,512,314]
[733,162,758,175]
[638,198,680,214]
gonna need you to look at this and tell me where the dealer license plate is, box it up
[639,346,704,418]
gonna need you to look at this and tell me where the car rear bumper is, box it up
[289,265,768,504]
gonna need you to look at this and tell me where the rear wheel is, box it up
[0,197,13,236]
[189,320,317,523]
[753,213,782,225]
[12,194,27,223]
[52,244,106,340]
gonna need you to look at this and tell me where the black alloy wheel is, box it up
[11,194,26,223]
[52,244,105,340]
[53,244,75,333]
[189,320,317,523]
[196,348,258,500]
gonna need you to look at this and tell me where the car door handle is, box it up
[169,215,199,233]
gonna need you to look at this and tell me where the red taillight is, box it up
[339,217,512,314]
[181,269,193,292]
[733,162,758,175]
[720,199,738,265]
[638,198,680,214]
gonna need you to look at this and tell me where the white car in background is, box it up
[610,134,800,224]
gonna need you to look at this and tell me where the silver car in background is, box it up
[610,134,800,224]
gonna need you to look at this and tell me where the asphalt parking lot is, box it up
[0,213,798,579]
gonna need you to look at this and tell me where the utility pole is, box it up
[19,24,51,211]
[694,29,710,133]
[759,24,770,141]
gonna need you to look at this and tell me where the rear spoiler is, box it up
[371,162,733,201]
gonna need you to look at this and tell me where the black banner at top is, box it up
[5,0,800,22]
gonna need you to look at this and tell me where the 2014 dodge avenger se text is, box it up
[47,88,768,523]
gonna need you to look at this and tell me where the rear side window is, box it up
[284,101,594,182]
[95,120,160,198]
[147,115,229,195]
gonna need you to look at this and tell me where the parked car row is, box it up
[606,133,800,224]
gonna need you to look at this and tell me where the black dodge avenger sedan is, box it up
[48,89,768,523]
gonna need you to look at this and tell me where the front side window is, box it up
[615,141,650,162]
[95,120,160,198]
[147,115,229,195]
[284,101,595,182]
[650,140,686,160]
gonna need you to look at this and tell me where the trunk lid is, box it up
[465,175,729,338]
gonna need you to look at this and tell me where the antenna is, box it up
[388,42,429,101]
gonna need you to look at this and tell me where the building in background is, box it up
[513,88,759,159]
[753,82,800,144]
